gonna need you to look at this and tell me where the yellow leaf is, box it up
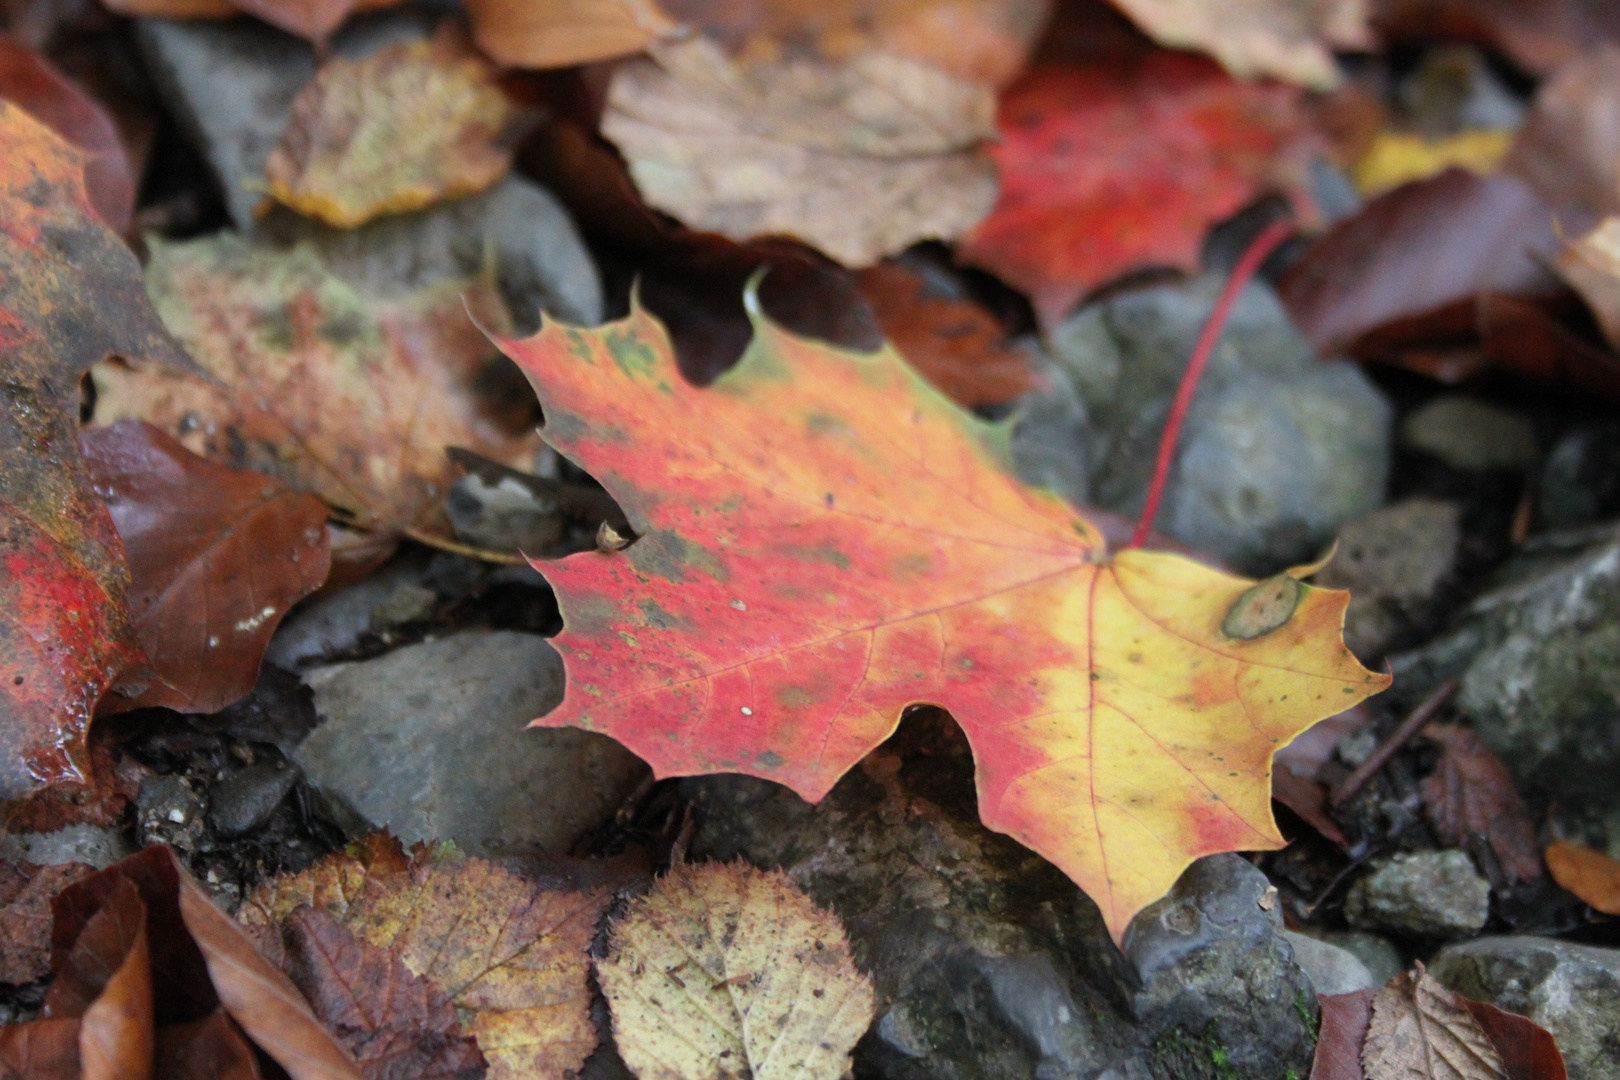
[1352,128,1514,198]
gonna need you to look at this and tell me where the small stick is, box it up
[1330,678,1459,806]
[1127,218,1294,550]
[403,526,529,565]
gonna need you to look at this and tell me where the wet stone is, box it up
[1022,275,1391,573]
[1279,929,1377,995]
[1538,421,1620,531]
[296,630,647,856]
[135,773,206,854]
[1399,396,1539,472]
[1344,849,1490,940]
[209,758,302,837]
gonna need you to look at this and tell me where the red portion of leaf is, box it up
[82,421,332,715]
[155,1013,264,1080]
[280,906,487,1080]
[1463,998,1569,1080]
[1477,293,1620,402]
[0,102,190,801]
[0,860,94,984]
[1278,169,1559,356]
[1311,989,1376,1080]
[0,35,134,233]
[854,261,1034,406]
[959,50,1317,327]
[1420,723,1543,883]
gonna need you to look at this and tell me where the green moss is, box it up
[1149,1022,1242,1080]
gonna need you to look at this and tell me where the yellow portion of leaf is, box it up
[597,862,875,1080]
[264,30,524,228]
[1352,129,1514,197]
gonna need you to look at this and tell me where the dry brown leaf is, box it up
[154,1012,264,1080]
[43,877,153,1080]
[264,29,527,229]
[465,0,672,69]
[0,860,94,984]
[1504,45,1620,227]
[278,906,486,1080]
[88,234,538,546]
[241,842,610,1080]
[1364,967,1508,1080]
[597,862,875,1080]
[1555,216,1620,353]
[601,36,998,266]
[1420,724,1543,883]
[1545,840,1620,915]
[1107,0,1371,89]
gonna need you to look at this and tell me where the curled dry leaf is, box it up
[1108,0,1372,89]
[153,1012,264,1080]
[277,906,486,1080]
[854,261,1033,406]
[1544,840,1620,915]
[959,51,1319,328]
[1555,217,1620,353]
[1364,967,1506,1080]
[0,859,94,985]
[598,862,875,1080]
[44,877,153,1080]
[89,234,538,546]
[1419,724,1542,883]
[0,35,135,233]
[465,0,672,70]
[82,421,332,716]
[240,840,610,1080]
[264,29,529,229]
[601,36,998,266]
[0,102,191,803]
[495,291,1387,943]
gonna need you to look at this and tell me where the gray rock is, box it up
[1280,930,1377,995]
[368,582,438,631]
[682,714,1316,1080]
[135,773,206,854]
[1539,421,1620,531]
[1390,527,1620,817]
[1431,936,1620,1080]
[1400,396,1538,472]
[1316,498,1463,660]
[296,631,647,856]
[209,758,302,837]
[1344,850,1490,940]
[1035,275,1390,572]
[265,554,434,668]
[446,470,566,553]
[0,824,135,869]
[1011,349,1091,508]
[1311,930,1406,987]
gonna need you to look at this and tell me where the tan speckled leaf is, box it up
[242,841,608,1080]
[265,29,525,228]
[1363,967,1507,1080]
[597,862,874,1080]
[88,233,538,544]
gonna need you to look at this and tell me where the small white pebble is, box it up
[167,808,186,824]
[731,599,747,611]
[207,636,219,648]
[740,706,753,716]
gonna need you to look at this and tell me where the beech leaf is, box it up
[494,291,1388,943]
[1363,967,1507,1080]
[1419,724,1542,883]
[597,862,875,1080]
[0,860,94,985]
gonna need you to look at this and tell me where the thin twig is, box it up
[1330,678,1459,807]
[1127,218,1294,549]
[403,526,529,565]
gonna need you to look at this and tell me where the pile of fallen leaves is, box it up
[7,0,1620,1075]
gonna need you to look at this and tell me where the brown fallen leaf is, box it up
[0,1018,80,1080]
[1475,292,1620,405]
[465,0,672,69]
[82,421,331,716]
[0,860,93,985]
[600,35,998,266]
[153,1012,263,1080]
[0,34,135,232]
[99,0,399,44]
[1555,217,1620,353]
[854,260,1034,406]
[1544,840,1620,915]
[240,841,610,1080]
[1420,724,1543,883]
[1363,966,1507,1080]
[1312,989,1378,1080]
[88,234,538,549]
[278,906,486,1080]
[44,877,153,1080]
[1108,0,1371,89]
[597,862,876,1080]
[1461,999,1569,1080]
[264,28,529,229]
[1502,45,1620,227]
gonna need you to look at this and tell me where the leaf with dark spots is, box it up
[0,34,135,233]
[1419,724,1543,883]
[82,420,331,716]
[0,858,94,984]
[280,906,486,1080]
[494,290,1387,943]
[0,101,190,803]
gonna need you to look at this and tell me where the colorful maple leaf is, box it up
[494,291,1387,942]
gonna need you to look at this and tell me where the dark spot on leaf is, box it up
[1221,575,1302,640]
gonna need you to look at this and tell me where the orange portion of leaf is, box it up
[465,0,672,69]
[1545,840,1620,915]
[495,293,1387,942]
[958,51,1319,328]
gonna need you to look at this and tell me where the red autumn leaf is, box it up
[0,34,135,233]
[81,421,331,716]
[0,860,94,985]
[1311,989,1377,1080]
[958,50,1318,328]
[1462,999,1569,1080]
[494,292,1387,943]
[0,100,190,803]
[854,261,1035,407]
[1420,723,1543,883]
